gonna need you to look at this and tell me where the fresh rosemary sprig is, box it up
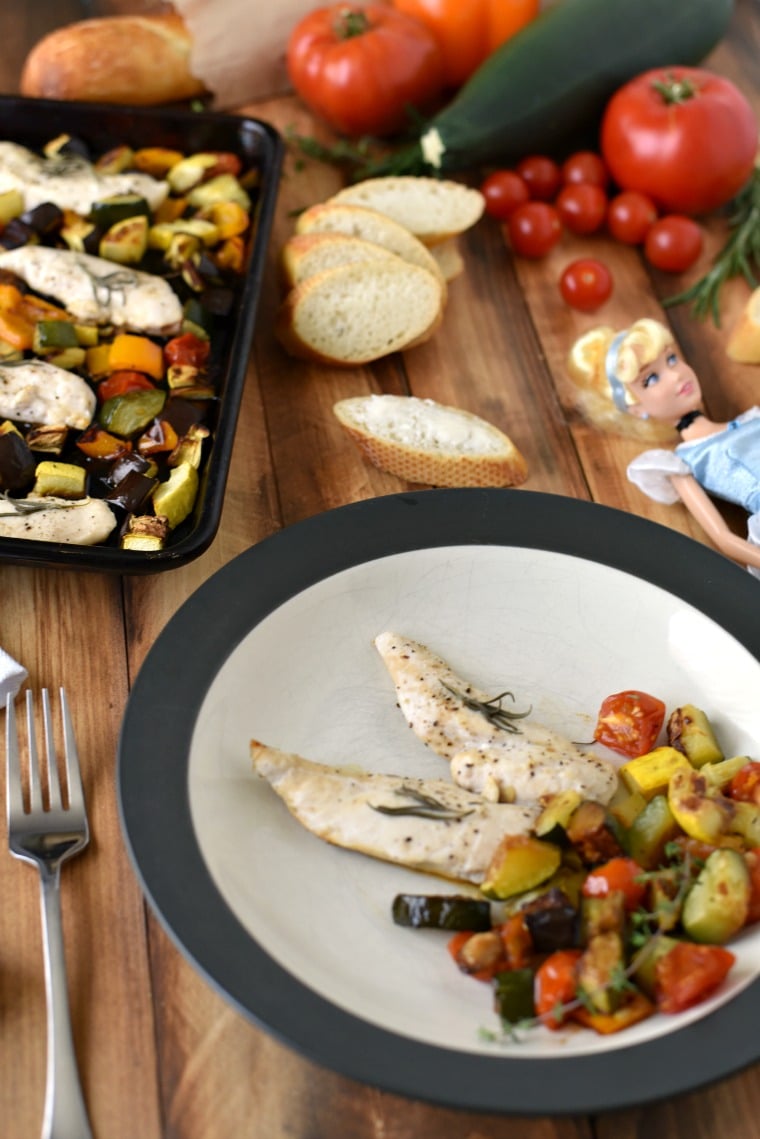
[441,682,532,734]
[0,491,81,516]
[662,164,760,326]
[369,785,475,821]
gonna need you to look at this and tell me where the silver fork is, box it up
[5,688,94,1139]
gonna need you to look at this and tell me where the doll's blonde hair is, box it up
[565,318,679,442]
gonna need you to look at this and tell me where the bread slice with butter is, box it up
[333,394,528,487]
[276,260,444,366]
[329,176,485,245]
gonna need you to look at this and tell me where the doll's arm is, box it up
[671,473,760,571]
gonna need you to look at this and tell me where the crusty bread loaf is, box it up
[727,287,760,363]
[329,176,485,245]
[276,261,444,366]
[20,12,207,106]
[281,232,399,289]
[295,203,446,287]
[333,394,529,488]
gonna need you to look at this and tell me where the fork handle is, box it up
[39,867,94,1139]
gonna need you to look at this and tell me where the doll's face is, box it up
[626,345,703,423]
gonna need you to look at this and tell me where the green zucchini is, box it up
[367,0,733,176]
[493,968,535,1023]
[391,893,491,931]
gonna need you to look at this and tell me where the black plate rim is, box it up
[0,95,283,574]
[117,488,760,1115]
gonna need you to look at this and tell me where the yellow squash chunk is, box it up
[667,704,724,767]
[667,766,733,845]
[620,746,693,800]
[480,834,561,900]
[151,462,198,529]
[32,461,86,499]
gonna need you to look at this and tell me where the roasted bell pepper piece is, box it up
[99,389,166,438]
[76,425,132,461]
[572,990,654,1035]
[108,333,164,379]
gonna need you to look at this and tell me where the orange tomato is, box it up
[392,0,540,88]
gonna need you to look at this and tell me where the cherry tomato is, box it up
[97,371,156,403]
[559,258,613,312]
[392,0,540,89]
[164,332,211,369]
[507,201,562,258]
[534,949,582,1029]
[607,190,658,245]
[655,942,735,1014]
[582,858,647,911]
[644,215,703,273]
[601,67,758,215]
[555,183,607,235]
[286,4,445,137]
[593,690,666,758]
[727,761,760,805]
[480,169,530,220]
[560,150,609,190]
[516,155,562,201]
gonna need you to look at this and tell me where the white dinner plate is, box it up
[118,488,760,1114]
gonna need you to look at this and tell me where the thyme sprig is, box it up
[662,163,760,326]
[442,682,532,734]
[0,491,82,516]
[369,785,475,821]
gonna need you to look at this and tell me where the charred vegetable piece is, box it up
[667,705,724,768]
[120,513,169,551]
[1,218,39,250]
[104,469,157,514]
[522,887,580,953]
[572,990,654,1034]
[99,215,149,264]
[576,930,626,1014]
[581,890,626,941]
[681,848,750,943]
[21,202,64,238]
[151,461,198,528]
[667,766,733,845]
[493,968,535,1023]
[565,801,626,864]
[392,894,491,931]
[534,790,582,845]
[0,426,35,491]
[33,320,78,353]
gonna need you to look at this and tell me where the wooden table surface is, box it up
[2,2,760,1137]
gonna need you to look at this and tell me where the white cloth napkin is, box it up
[0,646,27,704]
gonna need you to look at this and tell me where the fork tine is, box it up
[5,692,24,821]
[60,687,86,824]
[25,688,44,815]
[42,687,63,812]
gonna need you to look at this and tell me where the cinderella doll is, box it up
[567,317,760,576]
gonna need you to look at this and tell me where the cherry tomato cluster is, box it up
[480,150,705,313]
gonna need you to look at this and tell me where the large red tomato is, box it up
[286,5,445,137]
[600,67,758,215]
[392,0,539,89]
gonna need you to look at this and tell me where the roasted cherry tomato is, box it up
[534,949,582,1029]
[480,169,530,220]
[727,761,760,805]
[97,371,156,403]
[516,155,562,202]
[644,215,703,273]
[593,690,666,758]
[164,332,211,369]
[555,184,607,235]
[607,190,658,244]
[559,258,613,312]
[582,858,647,911]
[507,201,562,258]
[601,67,758,215]
[392,0,539,88]
[286,3,445,137]
[655,942,735,1014]
[560,150,609,190]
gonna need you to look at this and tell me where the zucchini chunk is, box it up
[667,705,724,767]
[681,848,750,943]
[392,894,491,931]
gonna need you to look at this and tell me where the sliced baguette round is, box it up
[295,202,445,286]
[276,261,444,366]
[281,232,399,289]
[333,394,528,487]
[727,286,760,362]
[329,176,485,244]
